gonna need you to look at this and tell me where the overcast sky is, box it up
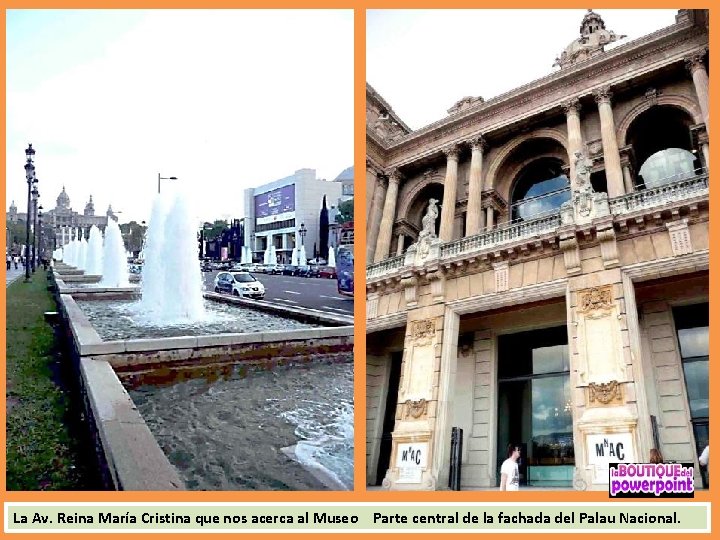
[6,10,353,224]
[367,9,679,130]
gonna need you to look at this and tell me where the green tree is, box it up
[336,198,354,224]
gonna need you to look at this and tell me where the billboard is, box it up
[254,184,295,218]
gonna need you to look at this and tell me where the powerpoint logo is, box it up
[609,463,695,498]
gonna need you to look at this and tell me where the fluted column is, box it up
[373,170,401,263]
[594,86,625,198]
[366,176,387,262]
[685,49,709,134]
[439,145,460,242]
[465,137,486,236]
[562,99,583,188]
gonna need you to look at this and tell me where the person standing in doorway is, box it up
[500,444,521,491]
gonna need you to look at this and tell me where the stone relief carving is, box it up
[577,286,614,315]
[411,319,435,345]
[403,398,428,419]
[588,380,622,404]
[447,96,484,115]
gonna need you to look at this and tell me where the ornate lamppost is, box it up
[299,222,307,245]
[31,185,39,272]
[157,173,178,194]
[37,205,44,268]
[24,144,36,281]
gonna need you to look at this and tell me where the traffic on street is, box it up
[202,269,354,317]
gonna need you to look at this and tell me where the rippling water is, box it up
[77,299,319,340]
[129,359,354,490]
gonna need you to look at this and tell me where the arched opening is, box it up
[626,106,701,189]
[510,158,570,222]
[392,182,444,255]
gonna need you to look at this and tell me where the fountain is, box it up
[291,246,299,266]
[328,245,336,268]
[299,245,308,266]
[147,192,205,322]
[100,219,129,287]
[49,189,354,492]
[85,225,104,275]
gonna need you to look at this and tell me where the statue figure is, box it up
[553,10,626,69]
[574,150,593,190]
[421,199,439,238]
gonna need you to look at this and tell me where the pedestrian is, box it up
[13,255,18,269]
[649,448,664,464]
[499,444,521,491]
[6,253,11,270]
[699,445,709,468]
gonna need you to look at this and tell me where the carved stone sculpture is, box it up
[553,10,626,69]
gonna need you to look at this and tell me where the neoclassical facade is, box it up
[366,10,709,491]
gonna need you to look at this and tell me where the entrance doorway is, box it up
[496,326,574,487]
[375,351,403,486]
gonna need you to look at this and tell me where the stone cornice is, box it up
[380,23,706,168]
[366,82,413,133]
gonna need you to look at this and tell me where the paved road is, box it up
[202,270,354,317]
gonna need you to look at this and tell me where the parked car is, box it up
[201,261,213,272]
[268,264,284,275]
[248,263,263,273]
[230,262,252,272]
[297,265,320,278]
[213,271,265,299]
[282,265,298,276]
[318,266,337,279]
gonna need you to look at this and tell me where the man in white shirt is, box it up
[500,444,521,491]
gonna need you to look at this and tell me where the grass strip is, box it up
[6,274,86,490]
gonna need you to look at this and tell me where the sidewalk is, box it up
[5,266,25,287]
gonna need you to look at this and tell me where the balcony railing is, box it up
[609,171,708,215]
[441,211,562,259]
[367,254,405,280]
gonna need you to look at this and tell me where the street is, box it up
[202,270,354,317]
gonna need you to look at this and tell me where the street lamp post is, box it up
[31,186,39,272]
[37,206,44,268]
[24,144,36,281]
[299,222,307,245]
[158,173,178,194]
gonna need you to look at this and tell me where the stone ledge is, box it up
[124,336,199,352]
[80,358,184,491]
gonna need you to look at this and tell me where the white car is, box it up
[213,271,265,299]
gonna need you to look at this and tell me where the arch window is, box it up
[510,158,570,222]
[638,148,697,189]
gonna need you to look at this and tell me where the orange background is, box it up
[0,1,715,538]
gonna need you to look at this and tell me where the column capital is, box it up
[593,86,613,105]
[684,47,708,75]
[467,135,487,152]
[442,144,460,160]
[561,98,581,116]
[366,158,382,175]
[386,168,403,184]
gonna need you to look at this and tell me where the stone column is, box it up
[562,99,583,187]
[685,49,709,134]
[396,234,405,256]
[465,137,486,236]
[373,170,401,263]
[439,145,460,242]
[622,165,634,194]
[594,86,625,198]
[366,176,387,262]
[366,161,378,221]
[485,207,495,230]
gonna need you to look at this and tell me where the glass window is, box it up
[531,376,574,464]
[638,148,696,188]
[511,159,570,221]
[533,345,569,375]
[677,327,708,359]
